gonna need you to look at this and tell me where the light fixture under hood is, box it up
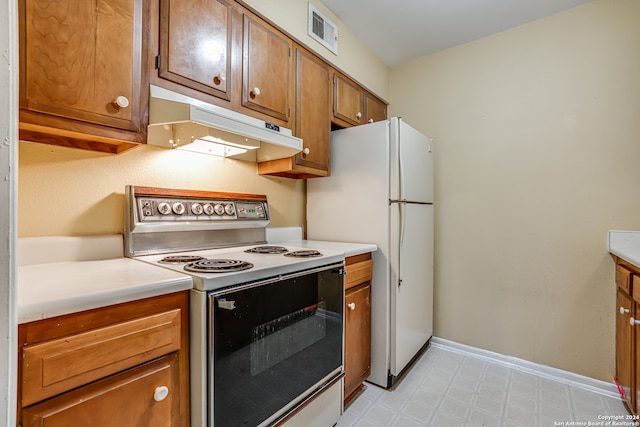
[147,85,302,161]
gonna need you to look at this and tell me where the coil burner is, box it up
[284,250,323,258]
[184,259,254,273]
[158,255,207,264]
[244,245,289,254]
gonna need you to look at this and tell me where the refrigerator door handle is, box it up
[398,202,405,287]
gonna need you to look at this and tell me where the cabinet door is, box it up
[344,284,371,401]
[159,0,232,100]
[294,48,331,173]
[242,15,293,122]
[22,354,180,427]
[20,0,143,132]
[365,94,387,124]
[333,73,364,127]
[618,289,634,411]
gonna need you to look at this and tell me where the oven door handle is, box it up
[217,299,236,310]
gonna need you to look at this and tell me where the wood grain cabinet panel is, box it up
[258,46,331,178]
[618,288,634,410]
[22,354,180,427]
[615,259,640,415]
[22,309,181,406]
[158,0,233,100]
[19,0,147,153]
[242,14,293,123]
[333,73,364,127]
[344,253,372,404]
[364,94,387,124]
[17,291,190,427]
[345,283,371,403]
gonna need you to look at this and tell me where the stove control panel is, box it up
[136,197,268,222]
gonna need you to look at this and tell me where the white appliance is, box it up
[124,186,345,427]
[307,117,434,388]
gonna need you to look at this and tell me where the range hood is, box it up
[147,85,302,161]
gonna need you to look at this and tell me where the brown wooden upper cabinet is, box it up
[333,72,365,127]
[158,0,233,101]
[365,93,388,124]
[258,46,331,179]
[332,71,388,128]
[18,0,148,154]
[241,14,294,123]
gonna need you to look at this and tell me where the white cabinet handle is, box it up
[302,147,310,155]
[355,111,362,119]
[630,317,640,326]
[154,386,169,402]
[348,302,356,311]
[620,307,630,314]
[113,95,130,109]
[368,118,374,123]
[252,87,261,97]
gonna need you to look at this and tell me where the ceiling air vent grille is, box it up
[308,3,338,55]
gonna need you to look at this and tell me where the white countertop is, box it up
[18,257,193,324]
[608,230,640,268]
[17,232,375,324]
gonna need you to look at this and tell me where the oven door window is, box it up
[210,266,344,427]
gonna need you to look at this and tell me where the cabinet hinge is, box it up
[155,55,161,69]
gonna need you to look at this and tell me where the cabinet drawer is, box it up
[22,309,181,407]
[617,264,633,294]
[345,254,373,291]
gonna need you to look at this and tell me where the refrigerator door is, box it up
[389,118,433,204]
[389,202,434,377]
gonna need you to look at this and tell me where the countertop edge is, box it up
[608,230,640,269]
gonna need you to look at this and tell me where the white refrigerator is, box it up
[307,117,434,388]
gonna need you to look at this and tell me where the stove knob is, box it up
[203,203,215,215]
[224,203,235,215]
[191,203,203,215]
[157,202,171,215]
[172,202,185,215]
[214,204,225,216]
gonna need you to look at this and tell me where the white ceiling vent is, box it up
[308,3,338,55]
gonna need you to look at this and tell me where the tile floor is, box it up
[337,345,631,427]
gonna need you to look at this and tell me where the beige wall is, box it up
[389,0,640,381]
[18,142,304,236]
[241,0,389,100]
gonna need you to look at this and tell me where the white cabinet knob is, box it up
[302,147,310,155]
[113,95,130,108]
[154,386,169,402]
[356,111,362,119]
[630,317,640,326]
[348,302,356,311]
[368,118,374,123]
[620,307,630,314]
[252,87,261,97]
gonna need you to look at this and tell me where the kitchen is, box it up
[2,0,640,425]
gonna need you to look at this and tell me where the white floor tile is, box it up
[340,346,628,427]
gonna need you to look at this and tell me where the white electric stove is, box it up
[124,186,345,427]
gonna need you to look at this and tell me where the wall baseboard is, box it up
[430,337,619,400]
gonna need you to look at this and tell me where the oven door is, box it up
[209,263,344,427]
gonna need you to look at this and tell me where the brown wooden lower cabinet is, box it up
[22,354,179,427]
[344,253,373,404]
[615,258,640,414]
[17,291,190,427]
